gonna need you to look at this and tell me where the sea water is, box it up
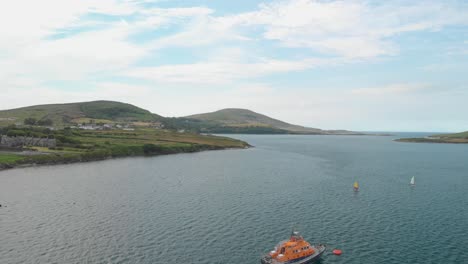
[1,134,467,263]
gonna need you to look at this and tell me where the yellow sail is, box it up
[353,181,359,189]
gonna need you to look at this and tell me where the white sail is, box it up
[410,176,415,185]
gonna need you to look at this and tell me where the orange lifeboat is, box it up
[261,230,326,264]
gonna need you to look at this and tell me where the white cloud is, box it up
[145,15,251,51]
[2,0,467,88]
[351,83,429,96]
[135,7,214,29]
[0,0,144,88]
[0,1,217,85]
[215,0,468,58]
[422,63,468,72]
[126,58,338,84]
[142,7,213,17]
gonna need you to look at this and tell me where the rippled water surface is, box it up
[1,134,467,264]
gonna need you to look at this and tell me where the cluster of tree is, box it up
[0,125,54,138]
[24,117,54,126]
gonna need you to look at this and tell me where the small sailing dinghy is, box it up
[410,176,415,186]
[353,181,359,192]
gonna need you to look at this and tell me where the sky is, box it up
[1,0,467,132]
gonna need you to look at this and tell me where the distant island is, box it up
[396,131,468,144]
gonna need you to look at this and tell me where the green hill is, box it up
[0,101,161,127]
[187,108,360,135]
[0,102,360,135]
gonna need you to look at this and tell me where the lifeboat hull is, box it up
[261,244,326,264]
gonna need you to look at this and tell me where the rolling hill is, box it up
[187,108,361,135]
[0,101,162,127]
[0,101,360,135]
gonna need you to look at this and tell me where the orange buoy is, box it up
[332,249,342,255]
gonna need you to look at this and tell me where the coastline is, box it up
[0,127,251,172]
[395,138,468,144]
[0,144,251,172]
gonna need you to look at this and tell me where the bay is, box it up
[1,134,467,263]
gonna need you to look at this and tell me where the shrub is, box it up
[55,135,81,144]
[142,144,163,155]
[24,118,37,125]
[6,130,26,137]
[37,119,53,126]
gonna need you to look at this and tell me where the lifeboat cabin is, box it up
[261,230,326,264]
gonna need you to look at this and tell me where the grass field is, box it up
[0,154,24,164]
[0,128,249,170]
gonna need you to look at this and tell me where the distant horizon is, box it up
[1,0,467,132]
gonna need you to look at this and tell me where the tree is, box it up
[7,130,26,137]
[37,119,53,126]
[24,118,37,125]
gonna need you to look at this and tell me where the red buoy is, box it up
[332,249,342,255]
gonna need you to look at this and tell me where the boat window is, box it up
[280,247,285,254]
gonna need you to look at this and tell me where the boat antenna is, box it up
[291,223,301,237]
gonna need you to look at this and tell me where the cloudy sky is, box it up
[1,0,467,132]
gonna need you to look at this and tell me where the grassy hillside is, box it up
[188,108,289,126]
[0,101,161,127]
[187,108,359,135]
[79,101,158,121]
[187,108,323,133]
